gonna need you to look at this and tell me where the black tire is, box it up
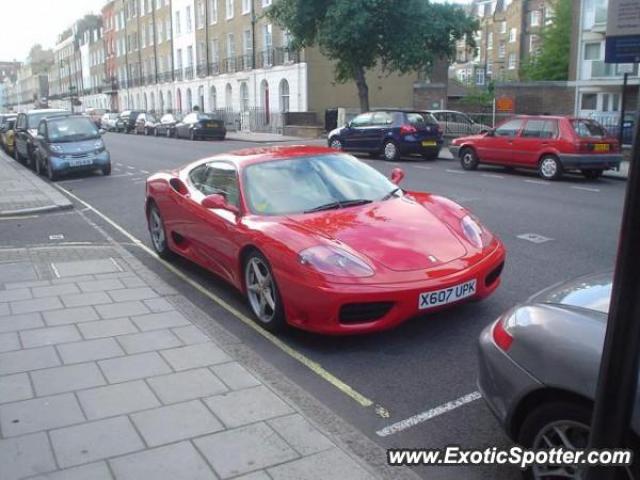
[35,152,42,175]
[459,147,479,170]
[368,151,380,159]
[147,203,173,259]
[422,150,439,161]
[517,402,592,480]
[46,159,57,181]
[582,169,603,180]
[383,140,400,161]
[190,130,195,141]
[539,155,563,180]
[102,163,111,176]
[328,137,343,150]
[166,128,172,138]
[244,250,286,333]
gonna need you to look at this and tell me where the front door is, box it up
[485,118,524,164]
[342,112,373,150]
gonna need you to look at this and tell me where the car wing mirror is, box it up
[481,128,494,136]
[390,167,405,185]
[202,193,239,214]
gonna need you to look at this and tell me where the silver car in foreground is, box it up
[478,272,639,479]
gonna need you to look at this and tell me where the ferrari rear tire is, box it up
[244,250,286,332]
[147,203,172,259]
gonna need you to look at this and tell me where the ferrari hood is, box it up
[286,198,468,272]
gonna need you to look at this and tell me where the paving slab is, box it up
[0,373,34,404]
[0,393,85,437]
[0,331,20,353]
[77,380,161,420]
[57,337,125,364]
[147,367,227,404]
[0,346,60,375]
[116,328,182,354]
[160,342,230,371]
[0,432,57,480]
[51,258,121,278]
[28,462,112,480]
[267,448,375,480]
[268,414,334,456]
[98,351,172,383]
[30,362,106,396]
[20,324,81,348]
[42,306,99,326]
[0,312,44,333]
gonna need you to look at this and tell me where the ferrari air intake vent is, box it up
[339,302,394,324]
[485,262,505,287]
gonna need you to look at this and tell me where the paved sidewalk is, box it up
[226,131,310,143]
[0,151,72,216]
[0,245,393,480]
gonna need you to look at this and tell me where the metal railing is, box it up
[174,68,183,81]
[185,66,194,80]
[196,63,208,77]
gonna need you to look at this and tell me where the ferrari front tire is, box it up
[244,250,286,332]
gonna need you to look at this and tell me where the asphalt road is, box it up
[6,132,627,479]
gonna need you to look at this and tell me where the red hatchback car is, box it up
[145,146,506,335]
[449,115,622,180]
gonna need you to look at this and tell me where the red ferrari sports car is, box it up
[145,145,505,334]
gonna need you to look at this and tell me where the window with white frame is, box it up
[486,62,493,75]
[187,46,193,66]
[226,0,234,19]
[186,6,192,32]
[263,23,272,50]
[242,0,251,14]
[243,29,252,55]
[509,27,517,43]
[581,93,597,110]
[197,0,205,28]
[498,41,505,58]
[530,10,541,27]
[279,78,289,112]
[177,48,183,69]
[262,0,272,6]
[240,82,249,111]
[500,21,506,33]
[584,42,601,60]
[475,68,485,85]
[175,11,181,35]
[508,52,516,69]
[166,18,172,39]
[211,38,220,63]
[141,24,147,48]
[209,0,218,23]
[227,33,235,57]
[529,34,538,54]
[487,32,493,50]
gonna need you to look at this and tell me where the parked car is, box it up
[0,116,17,155]
[449,115,622,180]
[33,114,110,180]
[478,272,639,478]
[14,109,70,169]
[0,113,16,132]
[115,110,142,133]
[85,108,108,127]
[134,112,158,135]
[174,112,226,140]
[428,110,491,137]
[327,109,443,161]
[100,112,119,131]
[145,145,505,334]
[153,113,182,137]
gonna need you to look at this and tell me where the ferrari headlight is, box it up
[298,245,374,277]
[461,215,486,249]
[49,144,64,154]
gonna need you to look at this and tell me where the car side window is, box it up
[189,164,208,190]
[372,112,393,126]
[521,120,545,138]
[184,113,197,124]
[541,120,558,139]
[198,162,240,207]
[37,122,46,137]
[350,113,373,128]
[495,119,523,137]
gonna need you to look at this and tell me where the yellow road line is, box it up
[55,185,375,408]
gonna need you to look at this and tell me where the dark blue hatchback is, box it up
[328,109,443,161]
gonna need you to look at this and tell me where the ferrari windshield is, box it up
[243,154,397,215]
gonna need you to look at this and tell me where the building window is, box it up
[509,27,517,43]
[500,21,506,33]
[263,24,273,50]
[141,25,147,48]
[279,79,289,112]
[529,34,539,54]
[240,82,249,111]
[186,6,192,32]
[243,29,252,56]
[486,62,493,76]
[177,49,183,70]
[187,46,193,66]
[584,42,601,60]
[242,0,251,14]
[530,10,541,27]
[225,83,233,108]
[211,38,219,64]
[487,32,493,50]
[498,41,505,58]
[262,0,272,6]
[175,11,181,35]
[508,52,516,69]
[475,68,485,85]
[209,0,218,23]
[226,0,234,19]
[209,86,217,110]
[227,33,235,58]
[197,0,205,28]
[581,93,597,110]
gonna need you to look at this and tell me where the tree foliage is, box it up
[521,0,571,81]
[266,0,478,111]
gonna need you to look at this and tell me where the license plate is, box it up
[418,279,477,310]
[68,158,93,167]
[594,143,610,152]
[422,140,436,147]
[206,122,219,128]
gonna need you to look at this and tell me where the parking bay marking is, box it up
[517,233,553,244]
[54,184,378,410]
[572,186,600,192]
[445,169,466,174]
[524,179,549,185]
[376,391,482,437]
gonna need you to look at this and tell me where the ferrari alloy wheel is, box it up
[148,204,172,259]
[539,155,562,180]
[244,252,285,331]
[460,147,479,170]
[383,140,400,161]
[329,137,342,150]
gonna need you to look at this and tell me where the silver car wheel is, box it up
[384,141,397,160]
[149,209,166,253]
[330,138,342,149]
[532,420,589,479]
[245,257,276,324]
[540,158,558,179]
[462,152,474,167]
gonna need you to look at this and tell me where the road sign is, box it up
[605,0,640,63]
[495,96,514,113]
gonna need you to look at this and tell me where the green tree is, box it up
[521,0,571,81]
[266,0,477,111]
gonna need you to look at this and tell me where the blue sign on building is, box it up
[605,35,640,64]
